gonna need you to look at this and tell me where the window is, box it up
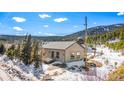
[70,53,75,60]
[76,52,80,59]
[42,52,45,56]
[56,52,60,58]
[51,51,54,58]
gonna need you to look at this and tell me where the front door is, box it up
[51,51,54,58]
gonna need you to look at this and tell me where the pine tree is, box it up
[119,31,123,40]
[15,44,21,60]
[31,41,41,68]
[87,27,124,48]
[6,45,15,60]
[34,55,41,68]
[21,34,32,65]
[30,41,36,64]
[0,43,6,55]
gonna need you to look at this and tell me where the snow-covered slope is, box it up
[0,55,43,81]
[92,45,124,79]
[0,62,37,81]
[94,45,124,67]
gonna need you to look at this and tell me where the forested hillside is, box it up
[87,27,124,50]
[0,34,43,69]
[64,23,124,40]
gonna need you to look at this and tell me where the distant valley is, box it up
[0,23,124,41]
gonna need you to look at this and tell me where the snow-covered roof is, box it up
[42,41,77,50]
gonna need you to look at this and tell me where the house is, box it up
[41,41,85,62]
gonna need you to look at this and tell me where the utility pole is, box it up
[84,16,88,68]
[93,34,97,58]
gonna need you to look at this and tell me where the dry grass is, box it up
[108,65,124,81]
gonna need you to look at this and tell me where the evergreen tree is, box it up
[119,31,123,40]
[30,41,35,64]
[31,41,41,68]
[87,27,124,50]
[34,55,41,68]
[0,43,6,55]
[15,44,21,60]
[21,34,32,65]
[6,45,15,60]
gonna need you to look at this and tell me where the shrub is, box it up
[108,65,124,81]
[104,59,109,65]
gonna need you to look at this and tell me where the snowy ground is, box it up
[95,45,124,66]
[93,45,124,79]
[42,61,105,81]
[0,45,123,81]
[41,45,124,81]
[0,55,43,81]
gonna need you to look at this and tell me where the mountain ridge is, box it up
[0,23,124,41]
[64,23,124,40]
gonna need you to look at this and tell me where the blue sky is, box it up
[0,12,124,36]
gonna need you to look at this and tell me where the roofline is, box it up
[79,44,85,49]
[65,41,77,50]
[42,41,77,50]
[65,41,85,50]
[42,47,65,50]
[42,41,85,50]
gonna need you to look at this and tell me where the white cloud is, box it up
[38,32,56,36]
[38,32,42,34]
[23,33,27,36]
[93,22,97,25]
[74,26,78,28]
[12,17,26,22]
[13,26,23,31]
[39,14,51,19]
[43,25,48,28]
[117,12,124,16]
[54,18,68,23]
[15,33,26,36]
